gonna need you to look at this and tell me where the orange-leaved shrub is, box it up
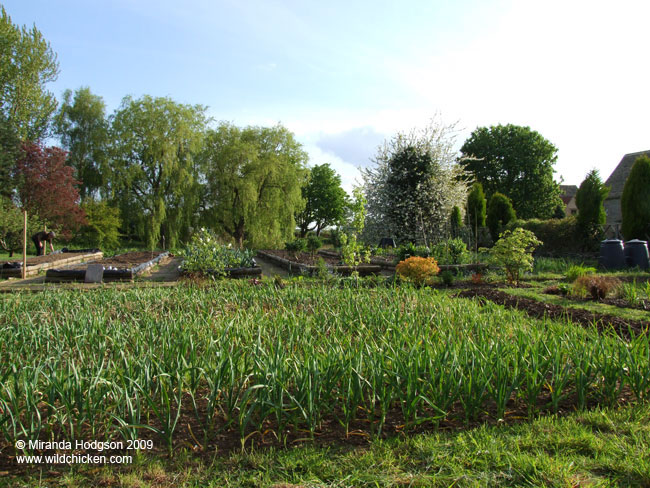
[396,256,440,286]
[572,275,621,300]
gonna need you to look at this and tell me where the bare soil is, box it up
[67,251,166,270]
[0,252,88,267]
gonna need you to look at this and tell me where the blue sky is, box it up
[4,0,650,193]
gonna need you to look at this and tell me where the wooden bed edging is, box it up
[45,251,170,283]
[257,250,381,276]
[0,251,104,278]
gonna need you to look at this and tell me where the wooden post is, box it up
[43,224,47,256]
[22,210,27,279]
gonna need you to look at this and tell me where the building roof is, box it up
[559,185,578,197]
[605,150,650,200]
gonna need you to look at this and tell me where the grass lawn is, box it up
[5,403,650,487]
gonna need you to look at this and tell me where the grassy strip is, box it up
[507,285,650,324]
[5,402,650,487]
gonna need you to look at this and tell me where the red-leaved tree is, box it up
[14,142,86,239]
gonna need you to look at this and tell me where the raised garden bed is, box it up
[0,250,104,278]
[258,250,381,276]
[45,251,169,282]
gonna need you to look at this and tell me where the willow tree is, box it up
[200,123,308,248]
[110,95,207,248]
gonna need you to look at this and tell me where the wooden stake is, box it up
[22,210,27,279]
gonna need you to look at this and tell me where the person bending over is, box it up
[32,231,55,256]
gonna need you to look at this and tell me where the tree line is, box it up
[0,6,350,252]
[4,4,645,256]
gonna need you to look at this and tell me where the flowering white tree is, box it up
[361,118,470,245]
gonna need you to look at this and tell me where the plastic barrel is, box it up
[624,239,650,269]
[599,239,626,270]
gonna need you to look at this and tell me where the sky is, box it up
[4,0,650,194]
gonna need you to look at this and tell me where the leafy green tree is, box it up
[575,169,609,246]
[466,182,486,232]
[200,123,308,248]
[487,192,516,241]
[0,112,19,195]
[621,155,650,240]
[362,119,469,245]
[110,95,207,249]
[460,124,561,219]
[54,87,109,199]
[0,195,43,256]
[0,6,59,142]
[79,199,121,249]
[296,163,348,237]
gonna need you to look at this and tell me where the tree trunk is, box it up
[234,218,245,248]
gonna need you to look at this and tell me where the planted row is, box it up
[0,282,648,453]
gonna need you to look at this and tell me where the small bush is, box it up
[439,270,454,286]
[573,275,621,300]
[181,229,255,275]
[565,265,597,282]
[487,228,542,285]
[306,235,323,257]
[431,237,470,265]
[285,239,307,258]
[396,242,431,262]
[396,256,440,286]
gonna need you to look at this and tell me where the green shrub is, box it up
[439,270,454,287]
[467,183,487,229]
[565,265,597,282]
[487,192,516,241]
[306,235,322,257]
[429,238,470,265]
[576,169,609,248]
[396,242,431,262]
[506,217,580,255]
[285,239,307,258]
[450,206,463,236]
[181,228,255,275]
[621,155,650,240]
[487,228,541,284]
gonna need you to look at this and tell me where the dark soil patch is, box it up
[458,287,649,339]
[0,252,88,267]
[68,251,165,270]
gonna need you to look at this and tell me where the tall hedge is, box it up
[487,192,516,241]
[621,155,650,240]
[506,217,580,255]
